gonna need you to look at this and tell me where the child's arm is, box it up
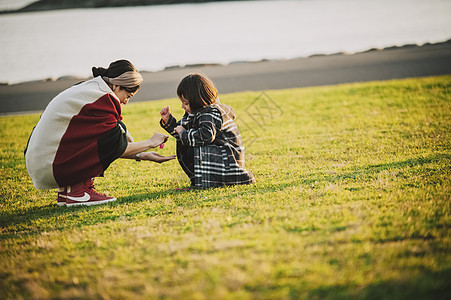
[176,108,222,147]
[159,106,181,138]
[160,114,179,138]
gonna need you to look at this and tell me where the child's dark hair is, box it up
[177,73,218,112]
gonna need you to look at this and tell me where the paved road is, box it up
[1,41,450,115]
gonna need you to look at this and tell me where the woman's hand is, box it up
[160,106,170,124]
[139,152,176,163]
[174,125,185,135]
[148,132,169,148]
[120,132,169,159]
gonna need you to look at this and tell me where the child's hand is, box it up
[160,106,170,124]
[174,125,185,135]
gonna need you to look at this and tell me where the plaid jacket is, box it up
[161,102,255,189]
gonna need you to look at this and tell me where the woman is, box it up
[25,59,175,206]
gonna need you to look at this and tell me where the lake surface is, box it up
[0,0,450,84]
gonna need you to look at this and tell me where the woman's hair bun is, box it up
[92,67,108,77]
[92,60,137,78]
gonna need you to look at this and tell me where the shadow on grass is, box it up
[304,268,450,300]
[4,153,447,240]
[301,153,450,186]
[0,188,189,240]
[0,182,292,240]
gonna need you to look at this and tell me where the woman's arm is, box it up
[120,132,168,158]
[126,131,134,143]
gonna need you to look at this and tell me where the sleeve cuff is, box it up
[160,114,176,132]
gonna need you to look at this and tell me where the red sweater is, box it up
[25,76,127,189]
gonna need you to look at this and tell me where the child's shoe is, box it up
[66,179,116,207]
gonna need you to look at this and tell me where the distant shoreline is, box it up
[2,40,449,87]
[0,0,249,14]
[1,39,450,116]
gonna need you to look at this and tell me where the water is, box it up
[0,0,450,84]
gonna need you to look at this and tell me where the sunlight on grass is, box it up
[0,76,450,299]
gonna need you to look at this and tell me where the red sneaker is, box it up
[65,179,116,207]
[57,187,67,206]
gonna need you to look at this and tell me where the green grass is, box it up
[0,76,450,299]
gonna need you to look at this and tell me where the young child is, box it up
[160,73,255,189]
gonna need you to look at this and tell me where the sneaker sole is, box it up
[66,198,117,207]
[57,202,66,206]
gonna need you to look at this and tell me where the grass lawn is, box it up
[0,75,450,299]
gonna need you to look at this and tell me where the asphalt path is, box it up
[1,40,450,115]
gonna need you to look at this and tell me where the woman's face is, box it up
[180,96,191,114]
[113,85,137,105]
